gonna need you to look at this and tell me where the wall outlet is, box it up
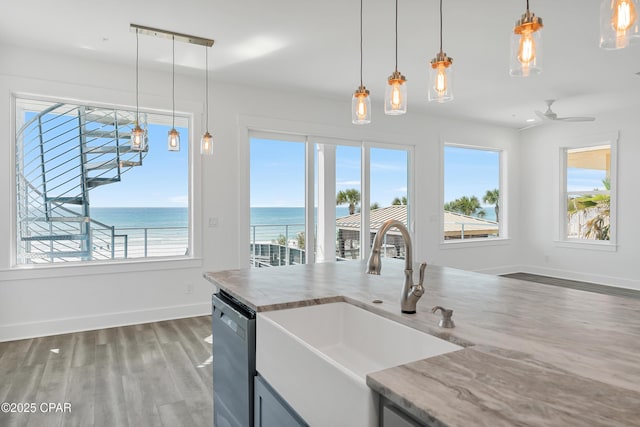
[208,217,219,227]
[185,283,194,294]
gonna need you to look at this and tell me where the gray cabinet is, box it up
[380,396,426,427]
[254,375,308,427]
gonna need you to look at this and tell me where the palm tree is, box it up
[391,196,407,205]
[370,202,380,210]
[568,178,610,240]
[336,189,361,215]
[444,195,485,217]
[482,189,499,222]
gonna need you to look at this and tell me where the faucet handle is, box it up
[418,262,427,285]
[431,306,455,328]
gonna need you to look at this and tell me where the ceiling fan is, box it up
[535,99,595,122]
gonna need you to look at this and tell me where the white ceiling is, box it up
[3,0,640,128]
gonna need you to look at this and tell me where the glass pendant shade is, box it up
[201,131,213,155]
[352,86,371,124]
[600,0,640,49]
[509,11,543,77]
[428,52,453,103]
[167,128,180,151]
[384,71,407,115]
[131,124,146,151]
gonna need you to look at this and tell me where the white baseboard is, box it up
[0,302,211,343]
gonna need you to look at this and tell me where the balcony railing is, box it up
[112,226,189,258]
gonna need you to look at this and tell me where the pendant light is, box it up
[384,0,407,115]
[167,35,180,152]
[510,0,543,77]
[131,28,146,151]
[600,0,639,49]
[428,0,453,103]
[352,0,371,125]
[201,47,214,154]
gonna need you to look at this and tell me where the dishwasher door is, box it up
[212,292,256,427]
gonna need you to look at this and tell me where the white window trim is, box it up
[11,93,200,269]
[440,141,507,245]
[558,131,618,250]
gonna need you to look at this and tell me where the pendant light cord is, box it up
[135,29,140,124]
[439,0,443,52]
[172,35,176,129]
[395,0,398,71]
[205,47,209,131]
[526,0,529,12]
[359,0,363,87]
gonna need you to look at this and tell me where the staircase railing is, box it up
[15,100,148,263]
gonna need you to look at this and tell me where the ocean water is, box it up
[91,207,188,228]
[90,207,189,257]
[88,206,497,247]
[90,206,496,228]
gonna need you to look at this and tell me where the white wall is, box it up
[0,43,522,341]
[518,112,640,290]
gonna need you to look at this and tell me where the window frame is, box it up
[558,133,618,250]
[441,142,506,245]
[242,120,413,267]
[11,93,198,270]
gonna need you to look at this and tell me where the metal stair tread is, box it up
[84,145,146,154]
[24,250,91,259]
[25,216,90,223]
[86,160,142,170]
[84,113,135,126]
[21,234,89,241]
[84,129,132,139]
[45,196,85,205]
[86,177,120,187]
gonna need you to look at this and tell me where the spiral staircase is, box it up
[15,102,148,263]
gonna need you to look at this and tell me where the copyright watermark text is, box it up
[1,402,71,414]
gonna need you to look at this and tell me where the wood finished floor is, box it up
[0,316,213,427]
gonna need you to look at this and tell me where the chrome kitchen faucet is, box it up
[367,219,426,314]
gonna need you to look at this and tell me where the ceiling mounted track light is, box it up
[600,0,639,49]
[131,28,146,152]
[352,0,371,125]
[510,0,543,77]
[385,0,407,115]
[129,24,214,153]
[429,0,453,103]
[168,35,180,152]
[201,47,214,155]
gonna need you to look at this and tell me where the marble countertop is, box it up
[204,260,640,426]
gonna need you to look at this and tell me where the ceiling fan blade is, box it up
[556,116,595,122]
[518,122,541,131]
[534,110,548,120]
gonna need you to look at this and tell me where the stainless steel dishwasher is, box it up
[212,291,256,427]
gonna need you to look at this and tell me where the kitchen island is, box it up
[204,260,640,426]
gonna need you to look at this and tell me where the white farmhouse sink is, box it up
[256,302,462,427]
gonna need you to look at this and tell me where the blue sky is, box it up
[444,146,499,204]
[91,124,189,207]
[250,138,409,208]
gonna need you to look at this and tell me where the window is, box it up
[250,136,307,267]
[333,144,362,261]
[563,144,614,242]
[368,148,409,258]
[15,98,190,264]
[443,145,501,241]
[248,132,411,267]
